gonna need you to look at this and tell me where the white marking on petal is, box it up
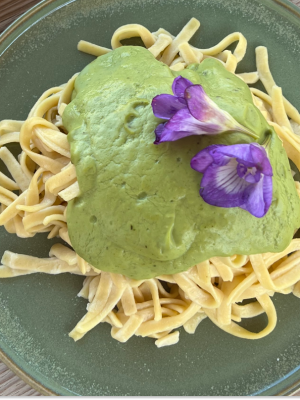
[223,176,243,194]
[216,172,238,192]
[213,159,251,195]
[215,159,238,187]
[226,177,249,194]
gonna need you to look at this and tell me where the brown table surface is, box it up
[1,0,300,396]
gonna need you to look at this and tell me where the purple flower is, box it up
[190,143,273,218]
[152,76,258,144]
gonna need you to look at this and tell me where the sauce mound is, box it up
[63,46,300,279]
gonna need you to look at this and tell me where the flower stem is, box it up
[262,133,272,148]
[240,127,260,140]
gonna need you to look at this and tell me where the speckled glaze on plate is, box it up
[1,0,300,395]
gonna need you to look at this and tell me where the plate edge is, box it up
[0,349,57,396]
[274,0,300,17]
[0,0,57,44]
[0,0,300,396]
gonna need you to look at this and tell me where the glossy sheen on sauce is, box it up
[63,46,300,279]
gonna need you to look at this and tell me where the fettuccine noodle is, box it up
[1,19,300,348]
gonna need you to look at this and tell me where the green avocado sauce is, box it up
[63,46,300,279]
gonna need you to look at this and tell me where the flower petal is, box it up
[263,175,273,213]
[172,76,193,98]
[154,121,198,144]
[244,169,261,183]
[213,144,256,166]
[190,148,215,173]
[240,178,266,218]
[240,174,272,218]
[151,94,187,120]
[164,108,222,139]
[154,123,170,144]
[208,147,232,166]
[237,163,248,178]
[185,85,258,138]
[200,159,250,208]
[216,143,273,175]
[184,85,217,121]
[250,144,273,176]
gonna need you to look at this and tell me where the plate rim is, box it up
[0,0,300,395]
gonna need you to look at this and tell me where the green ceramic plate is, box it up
[1,0,300,395]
